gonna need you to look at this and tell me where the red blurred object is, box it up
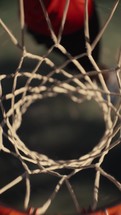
[0,205,38,215]
[23,0,94,36]
[89,203,121,215]
[0,205,27,215]
[0,203,121,215]
[23,0,100,71]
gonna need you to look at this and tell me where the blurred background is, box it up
[0,0,121,213]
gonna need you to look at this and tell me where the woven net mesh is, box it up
[0,0,121,214]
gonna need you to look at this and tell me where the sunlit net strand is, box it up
[0,0,121,214]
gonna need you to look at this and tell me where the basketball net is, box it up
[0,0,121,214]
